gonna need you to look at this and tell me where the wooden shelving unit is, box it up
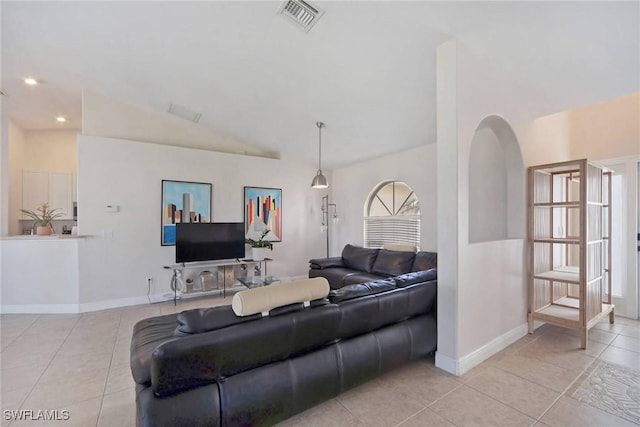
[527,159,614,348]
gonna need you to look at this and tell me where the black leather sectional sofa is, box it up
[309,244,437,289]
[130,270,437,426]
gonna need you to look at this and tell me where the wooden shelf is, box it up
[533,202,581,208]
[533,303,580,324]
[528,159,614,349]
[533,267,579,284]
[532,300,614,330]
[532,237,580,244]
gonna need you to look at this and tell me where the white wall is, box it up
[569,92,640,160]
[83,91,276,159]
[437,38,574,374]
[1,238,81,312]
[22,129,78,172]
[77,135,325,307]
[330,144,438,256]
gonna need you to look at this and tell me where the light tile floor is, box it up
[1,295,639,426]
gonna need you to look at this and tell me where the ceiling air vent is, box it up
[277,0,324,33]
[168,103,202,123]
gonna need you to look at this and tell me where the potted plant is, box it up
[20,203,64,236]
[246,229,273,261]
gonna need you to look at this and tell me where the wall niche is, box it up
[468,115,525,243]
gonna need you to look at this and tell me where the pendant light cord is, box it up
[317,121,323,171]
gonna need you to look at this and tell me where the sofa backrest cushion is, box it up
[176,299,331,335]
[411,251,437,272]
[394,269,437,288]
[341,244,379,273]
[335,280,436,340]
[176,306,260,335]
[371,249,416,276]
[232,277,329,316]
[328,278,396,303]
[337,287,410,339]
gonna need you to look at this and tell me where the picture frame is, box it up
[244,186,282,242]
[161,180,212,246]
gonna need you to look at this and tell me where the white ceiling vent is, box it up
[168,103,202,123]
[277,0,324,33]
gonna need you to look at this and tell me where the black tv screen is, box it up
[176,222,245,263]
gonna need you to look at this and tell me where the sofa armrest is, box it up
[309,257,344,269]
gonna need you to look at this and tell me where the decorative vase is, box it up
[251,247,270,261]
[36,225,53,236]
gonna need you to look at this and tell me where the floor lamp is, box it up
[321,195,338,257]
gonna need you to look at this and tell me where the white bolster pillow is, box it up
[232,277,330,317]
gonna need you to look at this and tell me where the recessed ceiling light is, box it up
[24,78,39,86]
[56,116,67,123]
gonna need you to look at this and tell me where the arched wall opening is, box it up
[468,115,525,243]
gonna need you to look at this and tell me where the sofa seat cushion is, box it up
[342,272,390,286]
[394,269,437,288]
[411,251,437,272]
[341,244,379,273]
[309,257,344,269]
[131,313,180,386]
[372,249,416,276]
[232,277,329,317]
[328,278,396,303]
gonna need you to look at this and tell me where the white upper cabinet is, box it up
[21,171,49,215]
[22,170,74,219]
[49,172,74,218]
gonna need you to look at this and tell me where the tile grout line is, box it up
[461,325,615,424]
[16,314,80,412]
[533,322,627,424]
[0,313,42,421]
[95,309,126,427]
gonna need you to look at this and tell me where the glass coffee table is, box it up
[236,276,284,289]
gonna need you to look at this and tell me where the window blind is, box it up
[364,215,420,249]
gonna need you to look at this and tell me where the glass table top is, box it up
[236,276,282,289]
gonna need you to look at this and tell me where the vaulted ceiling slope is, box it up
[2,1,638,167]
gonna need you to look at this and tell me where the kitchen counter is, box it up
[0,234,87,240]
[1,237,84,313]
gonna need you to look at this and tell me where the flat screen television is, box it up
[175,222,245,263]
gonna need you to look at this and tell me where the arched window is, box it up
[364,181,420,249]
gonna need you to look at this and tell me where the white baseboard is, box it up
[79,295,158,312]
[435,322,529,375]
[1,275,312,314]
[0,304,82,314]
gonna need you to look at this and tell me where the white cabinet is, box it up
[49,172,73,218]
[21,171,49,214]
[22,170,74,219]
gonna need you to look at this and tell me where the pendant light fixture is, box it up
[311,121,329,188]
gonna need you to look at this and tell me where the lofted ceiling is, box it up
[1,1,638,168]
